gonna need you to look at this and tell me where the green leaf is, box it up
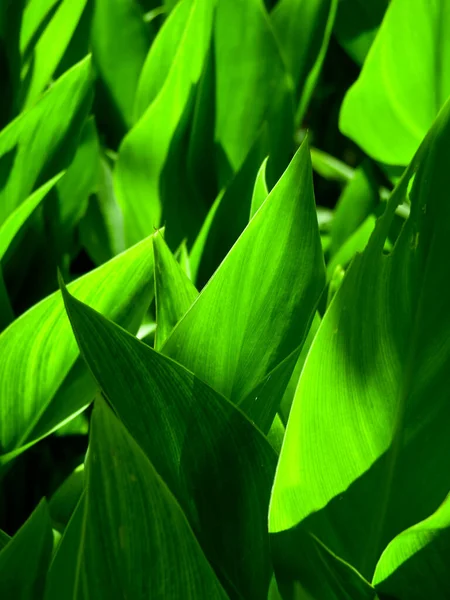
[0,174,63,331]
[270,97,450,579]
[214,0,293,185]
[114,0,215,247]
[0,173,63,261]
[20,0,88,109]
[0,499,53,600]
[310,147,354,183]
[340,0,450,165]
[133,0,190,121]
[334,0,389,65]
[373,494,450,599]
[0,529,10,550]
[60,284,278,599]
[53,117,100,255]
[45,495,86,600]
[189,127,269,287]
[271,528,378,600]
[326,215,376,278]
[72,398,228,599]
[250,156,269,219]
[271,0,338,123]
[79,153,125,265]
[153,231,198,350]
[20,0,60,57]
[49,464,84,531]
[163,140,325,431]
[92,0,152,129]
[0,56,92,225]
[330,161,379,255]
[0,234,155,460]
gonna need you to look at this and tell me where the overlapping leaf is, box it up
[92,0,152,129]
[0,56,92,224]
[163,140,325,431]
[61,284,278,599]
[0,499,52,600]
[0,234,155,460]
[20,0,88,108]
[270,98,450,582]
[70,398,228,599]
[373,494,450,599]
[153,231,198,349]
[114,0,214,247]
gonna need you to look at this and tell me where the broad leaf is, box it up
[0,56,92,225]
[0,234,155,460]
[163,140,325,431]
[114,0,214,247]
[270,98,450,579]
[0,499,52,600]
[71,398,228,599]
[373,494,450,599]
[340,0,450,165]
[61,284,278,599]
[153,231,198,349]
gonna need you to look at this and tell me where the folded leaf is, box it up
[340,0,450,164]
[164,140,325,431]
[0,499,52,600]
[61,284,278,599]
[0,234,155,459]
[0,56,92,225]
[270,97,450,579]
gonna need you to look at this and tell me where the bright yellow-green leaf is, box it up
[0,234,156,460]
[163,140,325,431]
[270,97,450,581]
[340,0,450,164]
[114,0,214,247]
[0,56,92,225]
[20,0,88,108]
